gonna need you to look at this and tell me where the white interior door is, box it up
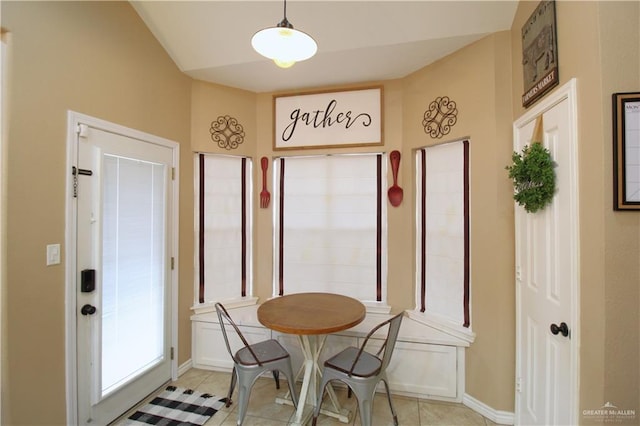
[514,80,579,425]
[73,120,176,425]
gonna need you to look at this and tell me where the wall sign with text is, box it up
[274,87,383,150]
[521,0,559,108]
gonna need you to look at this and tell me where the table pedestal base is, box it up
[277,335,351,425]
[276,395,351,424]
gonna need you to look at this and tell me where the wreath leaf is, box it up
[506,143,556,213]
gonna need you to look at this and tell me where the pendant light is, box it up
[251,0,317,68]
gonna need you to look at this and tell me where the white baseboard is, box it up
[463,393,514,425]
[178,359,193,377]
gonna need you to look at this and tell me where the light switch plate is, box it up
[46,244,60,266]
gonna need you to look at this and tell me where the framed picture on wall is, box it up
[521,0,559,108]
[273,87,383,150]
[613,92,640,210]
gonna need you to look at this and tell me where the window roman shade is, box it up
[274,154,385,303]
[416,140,470,328]
[196,154,252,304]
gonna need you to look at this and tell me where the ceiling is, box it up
[131,1,518,93]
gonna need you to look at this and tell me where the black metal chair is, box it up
[312,312,404,426]
[215,302,298,426]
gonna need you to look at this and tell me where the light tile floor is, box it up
[118,368,497,426]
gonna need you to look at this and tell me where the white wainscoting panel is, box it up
[191,307,466,403]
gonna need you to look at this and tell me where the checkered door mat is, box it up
[122,385,226,426]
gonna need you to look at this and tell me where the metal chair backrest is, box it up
[215,302,263,366]
[348,312,404,377]
[378,312,403,371]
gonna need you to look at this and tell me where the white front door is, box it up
[514,80,579,425]
[70,115,177,425]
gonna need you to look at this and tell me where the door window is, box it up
[101,155,166,396]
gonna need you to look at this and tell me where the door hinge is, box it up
[516,376,522,393]
[171,257,175,270]
[172,167,175,181]
[170,347,174,360]
[76,123,89,138]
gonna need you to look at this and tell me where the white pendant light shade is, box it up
[252,26,317,68]
[251,0,317,68]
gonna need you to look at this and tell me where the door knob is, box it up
[81,304,97,316]
[550,322,569,337]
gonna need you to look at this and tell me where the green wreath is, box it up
[506,143,556,213]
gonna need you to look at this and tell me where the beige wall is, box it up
[2,0,639,424]
[182,80,258,364]
[598,1,640,419]
[1,2,191,424]
[510,0,640,421]
[191,80,257,156]
[402,32,516,411]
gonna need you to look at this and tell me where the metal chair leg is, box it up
[272,369,280,389]
[226,366,237,407]
[312,375,331,425]
[382,377,399,426]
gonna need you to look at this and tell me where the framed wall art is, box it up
[273,86,383,150]
[613,92,640,210]
[521,0,559,108]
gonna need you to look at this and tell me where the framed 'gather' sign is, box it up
[273,87,383,150]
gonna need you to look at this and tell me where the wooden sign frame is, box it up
[521,0,559,108]
[273,87,383,150]
[613,92,640,210]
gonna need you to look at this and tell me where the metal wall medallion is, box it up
[210,115,245,150]
[422,96,458,139]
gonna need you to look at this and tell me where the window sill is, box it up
[190,296,258,315]
[362,301,392,314]
[407,310,476,345]
[191,306,469,347]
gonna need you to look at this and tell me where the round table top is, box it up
[257,292,366,335]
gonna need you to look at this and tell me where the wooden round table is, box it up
[257,292,366,335]
[257,293,366,424]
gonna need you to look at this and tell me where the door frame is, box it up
[0,25,8,426]
[513,78,580,425]
[64,111,180,425]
